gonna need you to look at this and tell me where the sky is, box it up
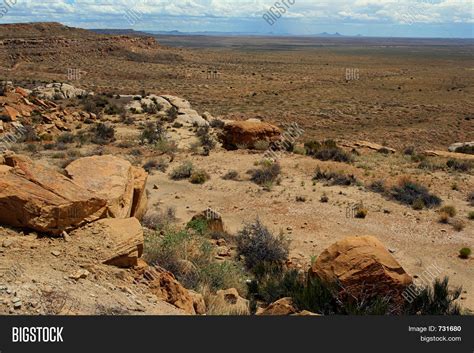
[0,0,473,38]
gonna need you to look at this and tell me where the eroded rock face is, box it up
[309,236,412,300]
[213,288,249,315]
[65,155,148,220]
[0,154,107,235]
[146,267,196,315]
[220,120,281,150]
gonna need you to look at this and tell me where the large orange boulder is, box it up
[309,236,412,300]
[65,155,148,220]
[0,154,107,235]
[220,120,281,150]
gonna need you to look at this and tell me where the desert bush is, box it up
[320,193,329,203]
[369,180,386,193]
[468,192,474,206]
[404,277,462,315]
[210,119,225,129]
[459,248,472,259]
[56,132,75,144]
[196,126,216,154]
[142,208,177,231]
[451,219,465,232]
[222,170,239,181]
[459,248,471,259]
[91,123,115,145]
[354,206,368,219]
[139,121,166,145]
[313,167,357,186]
[143,159,168,173]
[236,219,289,272]
[248,160,281,187]
[190,169,210,184]
[438,212,450,224]
[305,140,353,163]
[144,228,245,293]
[418,159,445,171]
[296,196,306,203]
[170,161,194,180]
[155,139,177,155]
[439,206,456,218]
[166,106,178,122]
[403,146,415,155]
[454,145,474,155]
[104,103,125,115]
[446,159,472,172]
[468,211,474,220]
[389,179,441,209]
[248,266,393,315]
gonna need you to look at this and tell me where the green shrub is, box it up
[468,211,474,220]
[248,160,281,187]
[166,106,179,122]
[459,248,471,259]
[369,180,386,193]
[389,179,441,209]
[404,277,462,315]
[254,140,270,151]
[190,169,210,184]
[305,140,353,163]
[236,219,289,272]
[91,123,115,145]
[56,132,75,144]
[140,121,166,145]
[170,161,194,180]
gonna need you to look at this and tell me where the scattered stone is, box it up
[256,297,298,316]
[70,269,90,281]
[51,250,61,257]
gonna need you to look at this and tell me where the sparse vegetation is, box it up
[451,219,465,232]
[439,206,456,218]
[459,248,471,259]
[446,159,473,172]
[190,169,211,184]
[304,140,353,163]
[170,161,194,180]
[143,159,168,173]
[248,160,281,187]
[91,123,115,145]
[222,170,239,181]
[236,219,289,272]
[389,178,441,209]
[142,207,177,231]
[313,167,357,186]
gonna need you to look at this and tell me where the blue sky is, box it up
[1,0,473,38]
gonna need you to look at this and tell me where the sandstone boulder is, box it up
[448,141,474,153]
[220,120,281,150]
[309,236,412,300]
[256,297,298,316]
[0,154,107,235]
[212,288,249,315]
[146,267,196,315]
[77,217,144,268]
[65,155,148,220]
